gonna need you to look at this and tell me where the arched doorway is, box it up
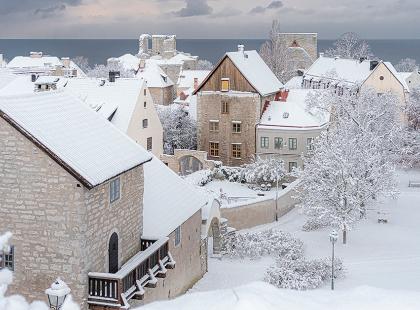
[108,232,119,273]
[179,155,203,176]
[207,218,221,256]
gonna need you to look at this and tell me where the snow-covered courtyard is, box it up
[192,168,420,292]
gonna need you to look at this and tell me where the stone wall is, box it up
[132,210,205,306]
[197,92,261,166]
[161,149,216,175]
[279,33,318,61]
[220,181,299,230]
[149,86,175,106]
[0,116,144,308]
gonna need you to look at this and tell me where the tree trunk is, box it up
[342,228,347,244]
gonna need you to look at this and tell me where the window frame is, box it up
[260,137,269,149]
[209,141,220,157]
[221,78,230,92]
[232,121,242,133]
[144,101,147,108]
[221,101,229,114]
[142,119,148,129]
[110,177,121,203]
[174,226,181,247]
[231,143,242,159]
[274,137,283,150]
[289,138,298,150]
[306,137,314,151]
[209,120,219,132]
[147,137,153,151]
[289,162,298,172]
[1,245,14,271]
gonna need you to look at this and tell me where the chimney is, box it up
[370,60,379,71]
[139,59,146,69]
[30,52,43,58]
[238,44,244,53]
[61,57,70,68]
[279,89,289,102]
[31,74,38,82]
[109,71,120,82]
[193,77,199,90]
[319,52,324,57]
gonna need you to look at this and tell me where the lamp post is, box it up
[329,230,338,290]
[45,278,71,310]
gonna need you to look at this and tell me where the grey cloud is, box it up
[0,0,82,15]
[174,0,213,17]
[250,1,283,14]
[34,4,67,18]
[211,7,242,18]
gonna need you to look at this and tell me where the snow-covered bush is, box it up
[395,58,418,72]
[157,105,197,154]
[324,32,373,60]
[265,257,344,290]
[212,164,244,182]
[301,217,332,231]
[196,59,213,70]
[71,56,90,74]
[222,229,303,260]
[242,157,286,184]
[186,169,214,186]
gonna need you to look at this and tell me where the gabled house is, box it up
[193,45,284,166]
[0,91,210,309]
[398,70,420,91]
[303,55,410,105]
[63,77,164,156]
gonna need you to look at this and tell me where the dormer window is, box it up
[161,74,168,83]
[221,78,230,92]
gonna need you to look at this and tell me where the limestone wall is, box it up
[279,33,318,61]
[161,149,216,175]
[149,86,175,106]
[220,181,299,230]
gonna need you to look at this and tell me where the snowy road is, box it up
[192,169,420,292]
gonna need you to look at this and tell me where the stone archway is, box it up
[207,217,221,256]
[179,155,203,176]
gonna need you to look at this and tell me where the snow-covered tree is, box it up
[87,62,134,79]
[196,59,213,70]
[325,32,373,60]
[71,56,90,74]
[157,105,197,154]
[395,58,418,72]
[0,232,79,310]
[406,87,420,131]
[242,156,286,184]
[260,20,299,83]
[298,89,404,243]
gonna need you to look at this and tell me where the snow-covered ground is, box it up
[193,168,420,292]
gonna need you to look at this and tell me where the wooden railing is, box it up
[87,237,174,309]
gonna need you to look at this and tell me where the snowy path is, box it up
[192,169,420,292]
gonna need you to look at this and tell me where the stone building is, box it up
[193,45,284,166]
[0,91,208,309]
[279,33,318,61]
[256,89,329,171]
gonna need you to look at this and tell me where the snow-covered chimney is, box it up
[61,57,70,68]
[319,52,324,58]
[238,44,244,52]
[193,77,199,90]
[280,89,289,102]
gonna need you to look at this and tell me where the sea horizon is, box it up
[1,38,420,68]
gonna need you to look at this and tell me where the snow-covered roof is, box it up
[7,55,62,69]
[136,60,174,88]
[0,75,40,95]
[225,50,284,96]
[0,69,18,90]
[304,56,373,84]
[34,76,61,85]
[258,89,329,130]
[398,72,413,81]
[0,91,151,188]
[383,62,410,92]
[143,156,207,237]
[177,70,210,89]
[284,76,303,89]
[110,54,140,71]
[63,77,145,133]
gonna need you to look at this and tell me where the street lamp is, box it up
[329,230,338,290]
[45,278,71,310]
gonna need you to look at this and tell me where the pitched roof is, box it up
[0,91,152,188]
[0,69,18,90]
[7,56,62,68]
[194,50,283,96]
[136,60,174,88]
[63,77,145,133]
[258,89,329,130]
[383,62,410,92]
[177,69,210,89]
[143,156,207,237]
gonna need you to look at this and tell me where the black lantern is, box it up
[45,278,71,310]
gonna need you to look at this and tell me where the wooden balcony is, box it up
[87,237,175,309]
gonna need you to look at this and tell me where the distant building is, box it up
[6,52,85,77]
[398,70,420,91]
[193,45,284,166]
[279,33,318,73]
[257,89,329,171]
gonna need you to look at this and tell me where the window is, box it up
[274,137,283,149]
[379,75,384,81]
[209,142,219,157]
[110,177,120,203]
[147,137,152,151]
[232,121,241,133]
[144,89,147,96]
[0,246,14,271]
[307,138,314,151]
[289,162,298,172]
[144,101,147,108]
[142,119,148,128]
[175,226,181,246]
[289,138,297,150]
[221,78,230,92]
[221,101,229,114]
[209,120,219,132]
[260,137,269,149]
[231,144,241,159]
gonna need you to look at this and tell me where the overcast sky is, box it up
[0,0,419,39]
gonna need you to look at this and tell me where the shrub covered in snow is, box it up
[212,164,244,183]
[302,217,333,231]
[242,157,286,184]
[222,229,303,260]
[265,257,344,290]
[185,169,214,186]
